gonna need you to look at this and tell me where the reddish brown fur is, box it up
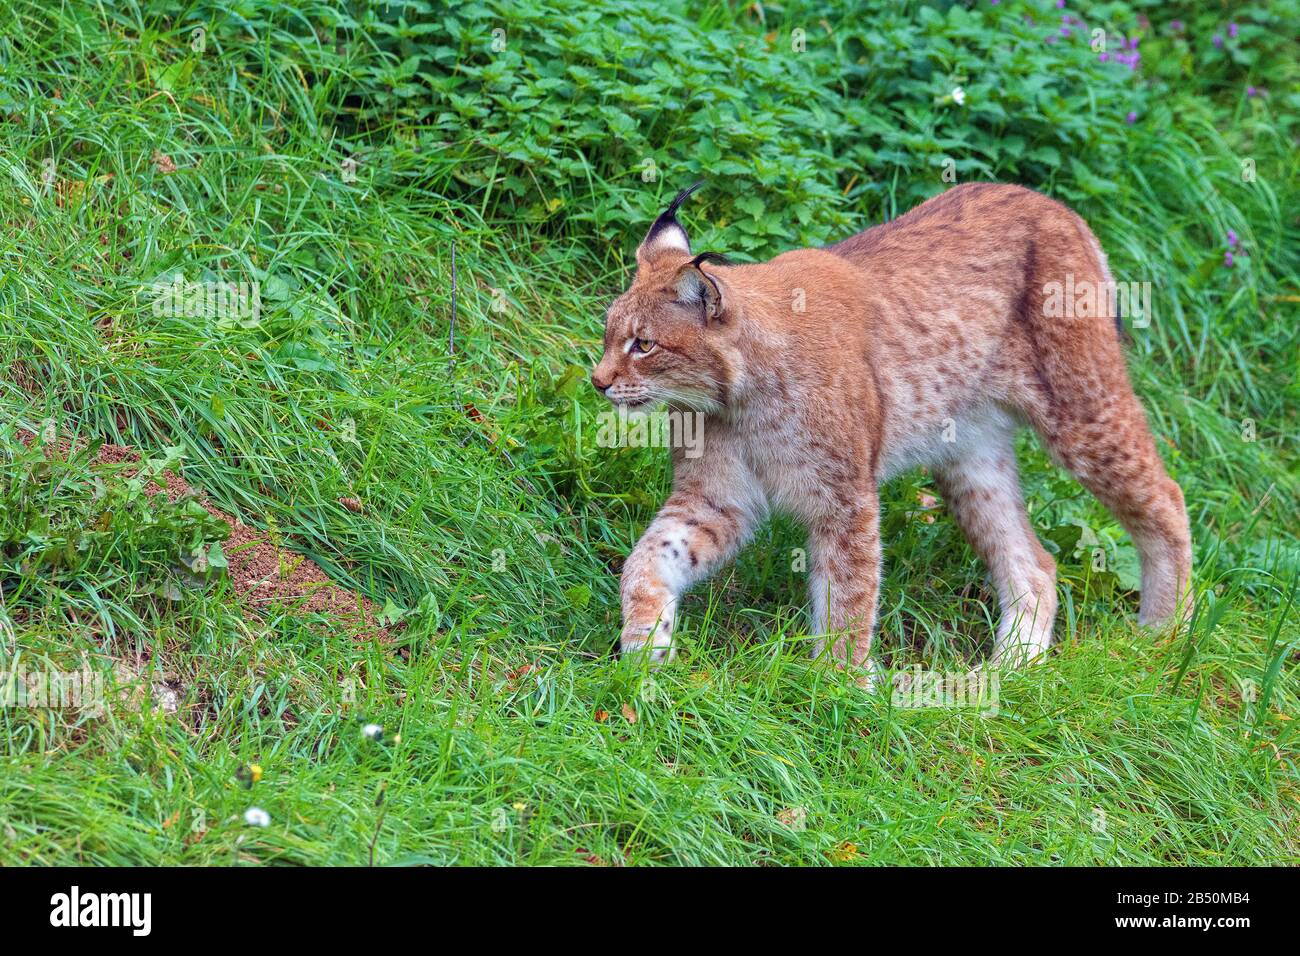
[593,183,1192,672]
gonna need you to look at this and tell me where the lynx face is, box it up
[592,268,729,411]
[591,181,734,412]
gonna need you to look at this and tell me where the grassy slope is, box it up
[0,2,1296,864]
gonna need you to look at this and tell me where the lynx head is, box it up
[592,182,736,411]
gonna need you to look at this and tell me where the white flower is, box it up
[361,723,384,742]
[951,86,966,105]
[243,807,271,827]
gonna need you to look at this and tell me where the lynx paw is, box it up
[620,618,675,665]
[810,640,882,690]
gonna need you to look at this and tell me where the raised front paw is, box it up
[619,617,676,665]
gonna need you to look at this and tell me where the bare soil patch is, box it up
[19,431,390,640]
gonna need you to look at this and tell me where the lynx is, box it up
[591,182,1192,673]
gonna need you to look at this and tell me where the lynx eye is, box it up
[632,338,657,354]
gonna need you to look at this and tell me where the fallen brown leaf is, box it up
[828,841,859,863]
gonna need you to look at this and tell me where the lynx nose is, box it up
[591,370,612,392]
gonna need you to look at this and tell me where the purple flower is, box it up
[1228,23,1239,38]
[1227,230,1238,247]
[1213,34,1224,49]
[1061,25,1071,36]
[1170,20,1184,33]
[1224,250,1234,268]
[1056,0,1065,8]
[1099,52,1110,63]
[1129,37,1139,50]
[1125,111,1138,124]
[991,0,999,5]
[1046,34,1058,44]
[1246,85,1261,98]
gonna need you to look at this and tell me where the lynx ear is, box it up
[674,252,729,324]
[637,181,705,262]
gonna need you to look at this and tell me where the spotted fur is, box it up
[592,182,1193,672]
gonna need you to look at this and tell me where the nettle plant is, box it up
[821,0,1153,211]
[1130,0,1300,122]
[347,0,1150,256]
[125,0,1152,259]
[414,0,851,255]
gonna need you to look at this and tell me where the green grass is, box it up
[0,0,1296,865]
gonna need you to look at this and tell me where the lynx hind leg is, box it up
[933,425,1058,666]
[1021,223,1193,628]
[1034,397,1193,628]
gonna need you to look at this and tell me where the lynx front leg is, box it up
[808,496,882,676]
[620,484,760,663]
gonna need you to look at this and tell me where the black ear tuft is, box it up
[662,180,705,222]
[641,180,706,256]
[689,251,731,268]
